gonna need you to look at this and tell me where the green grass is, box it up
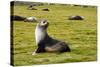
[12,4,97,66]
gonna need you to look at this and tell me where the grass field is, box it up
[12,3,97,66]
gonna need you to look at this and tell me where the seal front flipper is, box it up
[35,46,46,53]
[32,45,45,55]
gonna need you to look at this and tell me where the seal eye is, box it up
[42,21,46,24]
[42,21,46,25]
[41,21,47,25]
[39,19,48,26]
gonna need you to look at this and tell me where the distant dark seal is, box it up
[42,8,49,11]
[27,4,37,10]
[27,7,37,10]
[68,15,84,20]
[32,19,71,55]
[11,15,26,21]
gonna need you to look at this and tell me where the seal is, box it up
[32,19,71,55]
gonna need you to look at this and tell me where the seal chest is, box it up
[35,25,46,44]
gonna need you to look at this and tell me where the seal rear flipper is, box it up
[59,42,71,52]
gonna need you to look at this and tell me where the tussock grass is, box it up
[12,4,97,66]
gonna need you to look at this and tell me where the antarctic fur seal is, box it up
[32,19,71,55]
[24,17,37,22]
[68,15,84,20]
[11,15,26,21]
[42,8,49,11]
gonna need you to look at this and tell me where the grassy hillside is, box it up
[12,4,97,66]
